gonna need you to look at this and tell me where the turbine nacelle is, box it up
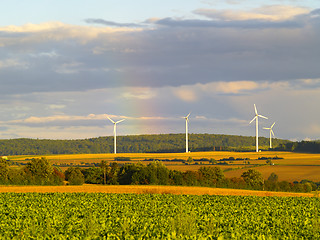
[107,116,125,125]
[264,122,275,135]
[264,122,276,148]
[185,112,191,153]
[184,112,191,122]
[249,104,268,152]
[107,115,125,154]
[250,104,268,124]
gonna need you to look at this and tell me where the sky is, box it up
[0,0,319,141]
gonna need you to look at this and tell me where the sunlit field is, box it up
[224,165,320,182]
[12,151,320,162]
[9,150,319,162]
[9,151,320,182]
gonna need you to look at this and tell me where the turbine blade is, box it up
[115,119,125,124]
[186,112,191,118]
[254,104,258,115]
[263,127,270,130]
[107,116,115,124]
[258,115,268,120]
[249,116,256,124]
[271,130,275,137]
[271,122,275,128]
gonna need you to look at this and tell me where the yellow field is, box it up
[166,164,238,172]
[10,151,320,182]
[0,184,315,197]
[224,165,320,182]
[11,151,295,162]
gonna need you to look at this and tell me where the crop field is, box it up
[0,192,319,239]
[9,151,320,181]
[224,165,320,182]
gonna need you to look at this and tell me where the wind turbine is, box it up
[107,116,125,154]
[184,113,191,153]
[249,104,268,152]
[264,122,275,149]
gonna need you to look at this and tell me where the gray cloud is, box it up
[154,17,302,29]
[85,18,143,28]
[0,7,319,97]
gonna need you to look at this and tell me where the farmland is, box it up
[9,150,320,182]
[3,151,320,238]
[0,192,319,239]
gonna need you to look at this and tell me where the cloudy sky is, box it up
[0,0,319,141]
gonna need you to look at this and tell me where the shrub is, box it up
[65,167,84,185]
[241,169,264,190]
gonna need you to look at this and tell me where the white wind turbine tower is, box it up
[184,113,191,153]
[107,116,125,154]
[249,104,268,152]
[264,122,275,149]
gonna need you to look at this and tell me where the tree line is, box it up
[0,157,64,185]
[275,140,320,153]
[79,161,317,193]
[1,157,317,193]
[0,134,290,155]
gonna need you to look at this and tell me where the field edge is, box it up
[0,184,315,197]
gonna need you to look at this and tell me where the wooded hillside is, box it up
[0,134,289,155]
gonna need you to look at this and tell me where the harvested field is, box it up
[224,165,320,182]
[12,151,320,164]
[165,164,241,172]
[0,184,314,197]
[9,151,320,182]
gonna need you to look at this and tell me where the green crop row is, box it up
[0,193,319,239]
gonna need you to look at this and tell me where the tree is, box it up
[7,168,28,185]
[107,162,119,185]
[169,170,184,185]
[186,157,194,165]
[146,161,169,185]
[51,167,65,185]
[267,172,278,182]
[82,167,103,184]
[209,158,216,164]
[241,169,264,190]
[303,182,312,193]
[24,157,53,184]
[0,158,9,183]
[131,165,149,185]
[198,166,225,186]
[118,163,144,185]
[65,167,84,185]
[183,171,200,186]
[99,160,109,185]
[266,159,273,165]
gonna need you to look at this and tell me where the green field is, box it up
[0,192,319,239]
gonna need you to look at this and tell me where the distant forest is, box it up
[275,140,320,153]
[0,134,292,156]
